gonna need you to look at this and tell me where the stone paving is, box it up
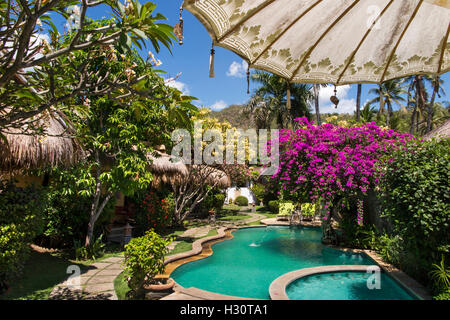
[49,256,123,300]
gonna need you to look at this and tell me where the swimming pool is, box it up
[286,271,416,300]
[171,226,383,299]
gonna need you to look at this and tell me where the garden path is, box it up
[49,256,123,300]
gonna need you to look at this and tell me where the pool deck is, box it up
[162,222,432,301]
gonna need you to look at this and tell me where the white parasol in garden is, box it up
[180,0,449,87]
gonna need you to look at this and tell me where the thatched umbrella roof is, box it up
[206,168,231,189]
[0,110,84,172]
[191,165,231,189]
[423,119,450,141]
[147,150,189,187]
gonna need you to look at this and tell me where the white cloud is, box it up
[321,98,357,114]
[165,80,190,95]
[318,85,356,114]
[226,60,248,78]
[209,100,228,111]
[318,85,351,105]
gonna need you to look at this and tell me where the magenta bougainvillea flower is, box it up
[272,118,415,214]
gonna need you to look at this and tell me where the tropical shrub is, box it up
[38,181,114,248]
[268,200,279,213]
[250,183,266,204]
[380,139,450,282]
[301,203,316,217]
[213,194,225,211]
[74,235,106,261]
[278,201,294,218]
[0,181,46,292]
[429,256,450,295]
[123,230,172,299]
[234,196,249,206]
[134,191,173,235]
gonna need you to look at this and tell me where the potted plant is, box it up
[123,230,174,299]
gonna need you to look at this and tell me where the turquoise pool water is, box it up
[286,271,416,300]
[171,226,384,299]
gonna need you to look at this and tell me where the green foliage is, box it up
[37,170,114,248]
[234,196,249,207]
[278,201,294,217]
[429,256,450,293]
[268,200,279,213]
[301,203,316,217]
[0,181,46,291]
[250,183,266,203]
[380,139,450,282]
[74,235,106,261]
[132,191,173,235]
[434,288,450,300]
[123,230,172,299]
[213,194,226,211]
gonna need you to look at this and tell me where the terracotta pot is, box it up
[144,278,175,291]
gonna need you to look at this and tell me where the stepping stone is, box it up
[102,257,123,263]
[87,276,117,285]
[49,286,83,300]
[95,269,123,276]
[104,263,124,270]
[83,283,114,295]
[89,262,112,269]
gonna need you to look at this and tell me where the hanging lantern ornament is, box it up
[173,6,184,45]
[246,64,250,94]
[330,86,339,108]
[209,41,215,78]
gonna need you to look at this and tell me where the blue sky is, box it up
[50,1,449,115]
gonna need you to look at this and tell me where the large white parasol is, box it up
[181,0,450,85]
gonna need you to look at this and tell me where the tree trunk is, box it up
[85,192,112,247]
[378,85,384,124]
[313,84,321,125]
[356,84,362,122]
[386,102,392,128]
[84,150,113,247]
[426,76,439,133]
[415,75,426,134]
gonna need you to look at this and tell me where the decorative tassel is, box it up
[209,42,215,78]
[330,85,339,108]
[246,65,250,94]
[286,81,291,110]
[174,6,184,45]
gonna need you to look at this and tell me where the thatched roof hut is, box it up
[0,110,84,172]
[147,150,189,187]
[423,119,450,141]
[191,165,231,189]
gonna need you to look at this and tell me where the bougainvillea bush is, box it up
[272,117,415,223]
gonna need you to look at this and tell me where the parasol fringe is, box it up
[174,5,184,45]
[246,64,250,94]
[209,42,215,78]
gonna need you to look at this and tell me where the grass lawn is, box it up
[169,228,218,255]
[114,271,129,300]
[0,244,123,300]
[0,249,83,300]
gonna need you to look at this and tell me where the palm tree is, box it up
[367,79,407,127]
[356,84,362,122]
[360,103,376,124]
[405,75,445,134]
[248,71,312,128]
